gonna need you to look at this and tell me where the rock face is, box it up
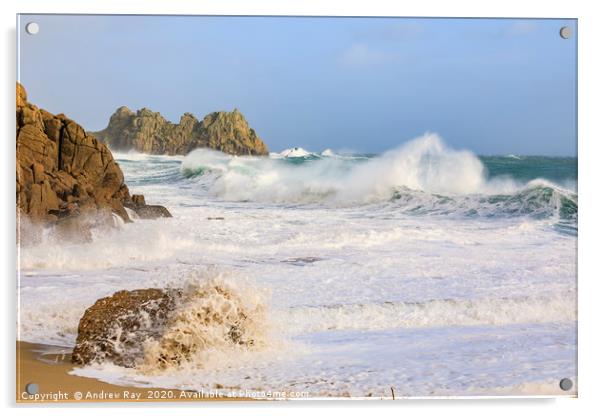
[72,288,179,367]
[93,106,269,156]
[16,83,171,240]
[124,194,172,219]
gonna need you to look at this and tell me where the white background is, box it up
[1,0,601,414]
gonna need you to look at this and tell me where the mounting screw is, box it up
[25,22,39,35]
[559,378,573,391]
[25,383,39,394]
[559,26,571,39]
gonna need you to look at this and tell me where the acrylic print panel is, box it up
[16,15,577,402]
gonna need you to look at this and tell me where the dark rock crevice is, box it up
[57,122,65,170]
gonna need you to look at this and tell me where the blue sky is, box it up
[18,15,576,155]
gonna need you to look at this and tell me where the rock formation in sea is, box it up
[16,83,171,242]
[93,106,269,156]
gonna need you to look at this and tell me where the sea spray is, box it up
[139,276,270,373]
[68,273,273,372]
[179,133,577,223]
[344,132,487,198]
[19,212,194,271]
[181,133,492,203]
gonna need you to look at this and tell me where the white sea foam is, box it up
[19,217,195,271]
[278,295,576,336]
[18,133,577,396]
[111,150,185,162]
[180,134,574,208]
[145,277,274,370]
[278,147,313,158]
[72,321,576,397]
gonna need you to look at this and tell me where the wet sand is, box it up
[16,341,241,403]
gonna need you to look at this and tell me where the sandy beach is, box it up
[16,341,240,403]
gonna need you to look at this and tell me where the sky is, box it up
[18,15,577,155]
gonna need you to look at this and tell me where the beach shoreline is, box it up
[16,341,241,403]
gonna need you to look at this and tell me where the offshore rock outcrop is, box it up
[93,106,269,156]
[16,83,171,242]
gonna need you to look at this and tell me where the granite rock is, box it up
[94,106,269,156]
[16,83,172,242]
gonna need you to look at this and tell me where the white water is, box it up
[180,134,575,216]
[18,134,577,397]
[184,133,495,204]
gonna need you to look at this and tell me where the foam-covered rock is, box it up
[72,280,267,369]
[71,289,178,367]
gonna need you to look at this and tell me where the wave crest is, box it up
[180,133,576,222]
[391,181,577,221]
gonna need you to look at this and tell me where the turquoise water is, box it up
[481,155,576,185]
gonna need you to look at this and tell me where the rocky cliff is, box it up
[93,106,269,156]
[16,83,171,242]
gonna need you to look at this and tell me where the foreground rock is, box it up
[93,106,269,156]
[16,83,171,242]
[72,283,266,369]
[72,289,179,367]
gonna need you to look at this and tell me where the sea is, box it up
[18,133,577,397]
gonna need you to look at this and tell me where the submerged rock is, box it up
[16,83,172,242]
[93,106,269,156]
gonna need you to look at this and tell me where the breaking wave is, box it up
[180,133,577,222]
[389,181,577,221]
